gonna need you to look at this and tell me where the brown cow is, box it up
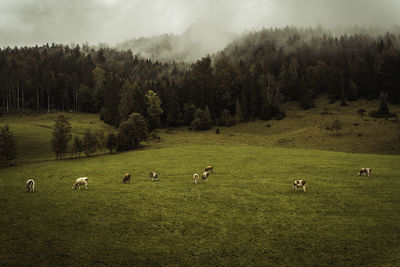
[358,168,372,177]
[123,173,131,183]
[205,166,213,173]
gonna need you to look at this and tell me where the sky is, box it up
[0,0,399,47]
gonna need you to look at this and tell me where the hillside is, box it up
[0,113,115,165]
[0,97,399,167]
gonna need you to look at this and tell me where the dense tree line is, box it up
[1,27,400,133]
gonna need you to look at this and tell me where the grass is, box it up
[0,113,115,165]
[0,97,399,265]
[150,98,400,155]
[1,145,400,266]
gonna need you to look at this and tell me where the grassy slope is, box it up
[0,113,115,164]
[151,98,400,155]
[1,145,400,266]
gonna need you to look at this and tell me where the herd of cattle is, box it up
[25,166,372,193]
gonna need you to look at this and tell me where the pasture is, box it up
[1,144,400,266]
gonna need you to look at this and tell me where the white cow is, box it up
[150,172,159,181]
[72,177,90,190]
[193,173,199,184]
[26,179,35,193]
[201,171,210,182]
[293,179,306,192]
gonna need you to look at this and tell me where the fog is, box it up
[0,0,399,48]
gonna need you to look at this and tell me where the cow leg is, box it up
[303,185,306,192]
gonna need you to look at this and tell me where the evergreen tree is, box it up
[145,90,163,130]
[106,133,118,153]
[0,124,17,166]
[51,115,72,159]
[72,135,84,158]
[83,129,97,156]
[118,113,148,150]
[235,99,243,123]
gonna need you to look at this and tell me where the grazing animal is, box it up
[123,173,131,184]
[358,168,372,177]
[293,180,306,192]
[201,171,210,182]
[193,173,199,184]
[72,177,90,190]
[26,179,35,193]
[150,172,159,181]
[205,166,213,173]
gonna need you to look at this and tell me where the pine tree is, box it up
[106,133,118,153]
[235,99,243,123]
[118,113,148,150]
[146,90,163,130]
[83,129,97,157]
[0,124,17,166]
[51,115,72,159]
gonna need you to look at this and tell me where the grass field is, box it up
[1,144,400,266]
[1,98,400,265]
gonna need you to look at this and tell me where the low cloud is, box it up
[0,0,399,47]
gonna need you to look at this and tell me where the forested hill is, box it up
[116,22,236,62]
[0,27,399,130]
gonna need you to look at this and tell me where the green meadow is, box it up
[1,99,400,266]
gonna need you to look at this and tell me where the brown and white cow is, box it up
[150,172,159,181]
[26,179,35,193]
[205,166,213,173]
[201,171,210,182]
[358,168,372,177]
[123,173,131,184]
[193,173,199,184]
[72,177,90,190]
[293,180,306,192]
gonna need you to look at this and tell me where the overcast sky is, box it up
[0,0,399,47]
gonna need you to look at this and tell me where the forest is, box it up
[1,27,399,129]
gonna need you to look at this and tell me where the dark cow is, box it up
[293,180,306,192]
[205,166,213,173]
[150,172,159,181]
[123,173,131,184]
[358,168,372,177]
[26,179,35,193]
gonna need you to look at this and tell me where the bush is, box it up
[191,107,212,130]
